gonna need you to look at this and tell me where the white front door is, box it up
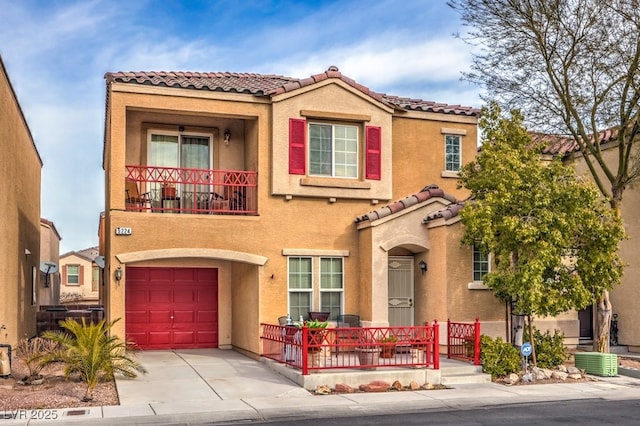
[388,256,414,326]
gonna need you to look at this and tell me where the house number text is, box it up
[115,227,132,236]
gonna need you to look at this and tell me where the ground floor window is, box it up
[473,245,490,281]
[288,256,344,320]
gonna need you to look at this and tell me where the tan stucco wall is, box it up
[392,113,477,199]
[0,58,42,345]
[39,220,61,306]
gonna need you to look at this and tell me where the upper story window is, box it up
[289,118,381,181]
[66,265,80,286]
[473,245,490,282]
[445,135,462,172]
[309,123,358,178]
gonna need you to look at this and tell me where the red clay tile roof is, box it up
[532,128,619,155]
[422,201,465,223]
[105,66,479,116]
[354,184,459,224]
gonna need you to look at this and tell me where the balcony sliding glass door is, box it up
[149,132,212,211]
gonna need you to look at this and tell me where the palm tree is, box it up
[40,318,146,401]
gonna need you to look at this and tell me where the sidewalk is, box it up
[3,348,640,424]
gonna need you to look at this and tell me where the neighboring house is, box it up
[101,66,578,354]
[0,55,43,345]
[59,246,100,303]
[541,131,640,352]
[39,218,62,306]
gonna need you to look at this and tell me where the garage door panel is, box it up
[126,267,218,350]
[148,268,173,281]
[174,289,196,303]
[173,310,195,323]
[127,332,149,346]
[148,332,172,346]
[196,331,217,345]
[197,310,216,322]
[149,289,172,304]
[126,311,148,324]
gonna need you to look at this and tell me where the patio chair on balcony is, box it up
[207,192,230,214]
[125,181,151,211]
[335,314,361,355]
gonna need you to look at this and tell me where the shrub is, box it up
[525,327,568,369]
[15,337,58,383]
[480,335,521,379]
[40,318,146,401]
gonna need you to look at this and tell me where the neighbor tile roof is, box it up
[354,184,459,224]
[532,128,619,155]
[105,66,479,116]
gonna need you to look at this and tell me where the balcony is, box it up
[124,165,257,215]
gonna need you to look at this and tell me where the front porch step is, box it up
[440,360,492,385]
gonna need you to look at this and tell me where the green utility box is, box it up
[574,352,618,376]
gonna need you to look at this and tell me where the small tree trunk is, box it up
[527,315,537,367]
[595,290,612,353]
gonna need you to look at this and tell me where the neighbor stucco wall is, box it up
[571,146,640,348]
[0,57,42,345]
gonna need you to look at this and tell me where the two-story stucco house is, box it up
[59,246,100,303]
[102,66,578,355]
[0,55,42,346]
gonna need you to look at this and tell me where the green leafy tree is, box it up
[459,103,625,359]
[449,0,640,353]
[40,318,146,401]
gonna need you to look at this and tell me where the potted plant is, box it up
[379,335,398,358]
[355,331,379,370]
[297,319,328,368]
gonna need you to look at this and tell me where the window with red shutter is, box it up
[365,126,381,180]
[289,118,306,174]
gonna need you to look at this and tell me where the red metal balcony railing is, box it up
[124,165,257,215]
[260,322,440,375]
[447,318,481,365]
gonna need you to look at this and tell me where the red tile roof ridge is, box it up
[354,184,460,224]
[531,128,621,155]
[105,67,479,116]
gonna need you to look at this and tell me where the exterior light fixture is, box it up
[419,260,427,275]
[224,128,231,145]
[115,266,123,282]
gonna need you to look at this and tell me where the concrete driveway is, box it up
[113,349,311,415]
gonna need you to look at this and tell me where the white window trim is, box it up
[287,256,314,320]
[319,257,344,315]
[308,122,359,179]
[66,265,80,286]
[286,254,346,319]
[146,129,214,169]
[469,245,491,290]
[444,134,462,173]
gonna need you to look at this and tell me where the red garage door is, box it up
[125,267,218,350]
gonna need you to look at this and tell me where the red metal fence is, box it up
[125,165,257,215]
[447,318,481,365]
[261,322,440,375]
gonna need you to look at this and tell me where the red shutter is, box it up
[79,265,84,286]
[365,126,382,180]
[62,265,67,285]
[289,118,306,175]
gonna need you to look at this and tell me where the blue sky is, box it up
[0,0,481,254]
